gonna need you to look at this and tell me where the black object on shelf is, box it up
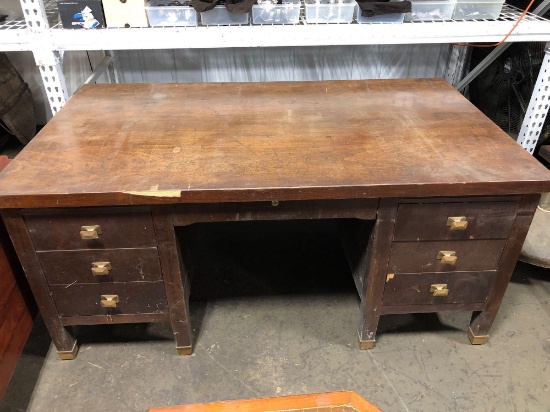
[57,0,106,29]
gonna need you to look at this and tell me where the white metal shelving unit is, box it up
[1,0,550,149]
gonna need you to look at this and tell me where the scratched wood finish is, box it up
[152,206,193,352]
[338,219,375,296]
[1,210,77,353]
[382,271,496,306]
[49,282,168,317]
[24,208,157,251]
[388,240,507,273]
[172,199,378,226]
[37,248,163,284]
[357,198,398,346]
[0,80,550,209]
[393,201,519,241]
[61,313,169,326]
[469,194,541,339]
[380,302,486,315]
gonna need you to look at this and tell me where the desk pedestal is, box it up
[1,195,538,359]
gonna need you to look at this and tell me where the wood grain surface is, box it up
[393,201,519,241]
[388,239,507,273]
[49,282,168,317]
[37,248,163,285]
[0,79,549,208]
[23,208,156,250]
[382,271,496,306]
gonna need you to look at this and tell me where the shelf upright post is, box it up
[517,42,550,154]
[105,50,123,84]
[445,45,471,88]
[19,0,69,116]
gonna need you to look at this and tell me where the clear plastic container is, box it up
[145,0,197,27]
[355,3,405,23]
[252,0,301,25]
[452,0,504,20]
[405,0,456,21]
[201,5,249,25]
[304,0,355,24]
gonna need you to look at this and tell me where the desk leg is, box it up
[358,199,397,349]
[468,194,539,345]
[152,207,193,355]
[1,210,78,360]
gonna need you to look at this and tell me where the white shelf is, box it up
[2,4,550,52]
[0,14,29,52]
[52,6,550,50]
[2,0,550,152]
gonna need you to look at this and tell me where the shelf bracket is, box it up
[20,0,69,116]
[83,55,114,85]
[517,43,550,154]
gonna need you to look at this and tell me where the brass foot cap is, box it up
[468,328,489,345]
[57,342,79,360]
[176,346,193,356]
[359,340,376,350]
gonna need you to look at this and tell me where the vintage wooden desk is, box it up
[0,79,549,360]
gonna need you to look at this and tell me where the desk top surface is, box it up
[0,79,549,208]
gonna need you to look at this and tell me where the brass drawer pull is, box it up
[80,225,102,240]
[437,250,457,265]
[92,262,112,276]
[100,294,119,308]
[447,216,468,231]
[430,284,449,297]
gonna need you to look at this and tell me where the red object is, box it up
[0,155,37,399]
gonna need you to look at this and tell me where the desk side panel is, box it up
[1,209,77,355]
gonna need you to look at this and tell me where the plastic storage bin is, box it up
[252,0,301,25]
[452,0,504,19]
[201,5,249,25]
[355,2,405,23]
[145,0,197,26]
[304,0,355,24]
[405,0,456,21]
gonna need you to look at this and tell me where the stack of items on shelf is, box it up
[56,0,508,27]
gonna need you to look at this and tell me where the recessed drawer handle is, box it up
[80,225,102,240]
[430,284,449,297]
[447,216,468,231]
[92,262,112,276]
[437,250,457,265]
[100,294,119,308]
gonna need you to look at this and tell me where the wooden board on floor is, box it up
[147,391,381,412]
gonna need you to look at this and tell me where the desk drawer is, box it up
[24,208,157,251]
[383,271,496,306]
[50,282,168,317]
[38,248,163,285]
[393,201,518,241]
[388,240,506,273]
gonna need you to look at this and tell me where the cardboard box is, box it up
[103,0,149,28]
[57,0,105,29]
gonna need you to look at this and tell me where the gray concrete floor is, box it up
[1,219,550,412]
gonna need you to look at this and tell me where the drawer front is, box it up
[383,271,496,306]
[50,282,168,317]
[388,240,507,273]
[393,201,518,241]
[38,248,162,285]
[24,209,157,251]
